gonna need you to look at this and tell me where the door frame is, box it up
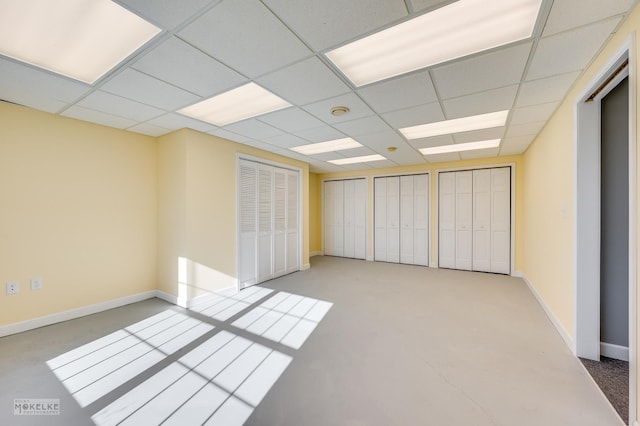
[574,33,637,424]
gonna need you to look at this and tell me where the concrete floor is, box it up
[0,256,625,425]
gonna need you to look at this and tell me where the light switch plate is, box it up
[31,278,42,291]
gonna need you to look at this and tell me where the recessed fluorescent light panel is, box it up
[178,82,291,126]
[326,0,542,86]
[420,139,501,155]
[290,138,362,155]
[0,0,161,84]
[400,110,509,140]
[328,154,386,165]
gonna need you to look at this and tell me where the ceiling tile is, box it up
[114,0,214,29]
[452,127,506,144]
[500,135,536,156]
[0,58,90,112]
[307,152,346,162]
[355,130,406,151]
[333,116,393,137]
[296,126,346,143]
[506,121,546,138]
[61,106,138,129]
[207,128,254,144]
[262,134,310,149]
[77,91,164,122]
[334,146,379,157]
[178,0,311,78]
[382,145,426,166]
[257,57,351,105]
[510,102,559,126]
[263,0,408,50]
[408,135,455,149]
[302,93,375,124]
[517,72,581,107]
[356,71,438,114]
[443,85,518,119]
[101,69,200,110]
[424,152,461,163]
[459,148,500,160]
[527,18,621,80]
[147,113,216,133]
[127,122,172,137]
[409,0,455,12]
[381,102,444,128]
[432,42,532,99]
[243,140,280,151]
[224,119,285,139]
[132,37,246,97]
[257,107,327,133]
[543,0,634,36]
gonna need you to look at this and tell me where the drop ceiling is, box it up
[0,0,637,173]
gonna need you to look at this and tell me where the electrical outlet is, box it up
[6,281,18,296]
[31,278,42,291]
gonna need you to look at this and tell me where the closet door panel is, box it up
[238,160,258,288]
[257,165,273,282]
[286,170,299,273]
[472,169,491,272]
[354,179,367,260]
[374,178,387,262]
[324,181,336,256]
[491,168,510,274]
[343,180,356,258]
[455,171,472,270]
[439,172,456,269]
[386,177,400,263]
[400,175,414,264]
[333,181,345,257]
[413,174,429,266]
[273,168,287,277]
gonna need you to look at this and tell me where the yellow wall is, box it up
[317,155,525,269]
[0,102,158,325]
[157,129,310,301]
[309,173,322,254]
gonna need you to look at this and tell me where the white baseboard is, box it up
[601,342,630,361]
[514,271,576,354]
[302,263,311,270]
[0,290,158,338]
[310,251,322,257]
[155,289,178,305]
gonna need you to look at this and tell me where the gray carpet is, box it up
[580,356,629,423]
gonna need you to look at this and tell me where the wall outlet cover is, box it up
[6,281,18,295]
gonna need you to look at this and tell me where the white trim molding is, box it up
[0,290,158,338]
[514,271,576,354]
[600,342,630,362]
[302,263,311,270]
[310,251,323,257]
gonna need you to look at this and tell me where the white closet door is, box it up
[491,168,510,274]
[472,169,491,272]
[324,181,336,256]
[286,170,299,273]
[400,175,415,264]
[438,172,456,269]
[273,168,287,277]
[257,164,273,282]
[238,160,257,288]
[413,174,429,266]
[455,171,473,270]
[374,178,387,262]
[354,179,367,260]
[333,181,345,257]
[343,180,356,258]
[386,177,400,263]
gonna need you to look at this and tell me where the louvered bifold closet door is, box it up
[257,164,273,282]
[353,179,367,259]
[286,170,299,273]
[455,171,473,271]
[374,178,387,262]
[412,174,429,266]
[472,169,491,272]
[490,168,510,274]
[238,160,258,288]
[344,180,356,258]
[400,175,415,264]
[438,172,456,269]
[273,168,287,278]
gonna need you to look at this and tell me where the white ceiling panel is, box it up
[543,0,634,36]
[224,119,285,139]
[0,58,90,112]
[517,71,581,107]
[296,126,346,143]
[499,135,537,156]
[132,37,246,97]
[77,91,164,122]
[431,42,532,99]
[101,69,200,110]
[356,71,438,114]
[383,145,426,165]
[459,148,500,160]
[424,152,461,163]
[443,85,518,119]
[506,121,547,138]
[243,140,280,151]
[178,0,311,78]
[263,0,408,50]
[62,106,138,129]
[407,135,455,149]
[257,107,327,133]
[527,18,621,81]
[355,130,407,151]
[207,128,254,144]
[334,146,380,157]
[409,0,456,12]
[510,102,559,126]
[257,57,350,105]
[262,134,310,149]
[127,122,172,137]
[452,127,506,144]
[333,116,393,137]
[147,113,216,133]
[306,152,346,162]
[381,102,444,128]
[115,0,214,30]
[302,93,375,124]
